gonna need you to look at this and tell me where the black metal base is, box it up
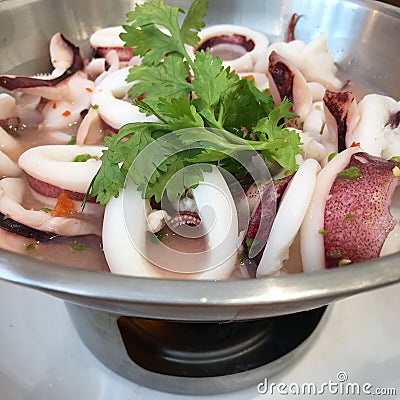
[117,307,327,378]
[66,303,328,395]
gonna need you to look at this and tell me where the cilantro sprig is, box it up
[86,0,301,206]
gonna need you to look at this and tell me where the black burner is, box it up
[117,307,326,378]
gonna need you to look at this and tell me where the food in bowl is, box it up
[0,0,399,280]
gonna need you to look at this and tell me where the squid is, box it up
[323,89,359,152]
[102,166,239,279]
[348,94,400,159]
[0,33,84,101]
[266,33,343,89]
[0,177,101,238]
[0,93,16,120]
[267,51,312,120]
[91,67,158,129]
[301,147,400,271]
[18,144,104,201]
[90,26,135,62]
[186,24,270,73]
[257,158,320,276]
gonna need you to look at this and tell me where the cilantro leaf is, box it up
[87,151,126,205]
[86,0,301,207]
[127,137,178,199]
[191,52,275,133]
[124,0,182,34]
[122,1,184,64]
[192,51,235,110]
[191,51,238,127]
[121,0,207,68]
[221,79,274,133]
[127,53,192,100]
[165,163,212,200]
[141,97,204,130]
[180,0,209,47]
[87,123,163,205]
[143,157,186,201]
[126,25,181,66]
[254,98,301,172]
[114,130,156,174]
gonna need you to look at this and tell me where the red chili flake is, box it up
[85,87,93,93]
[350,141,360,147]
[52,103,57,109]
[62,110,71,117]
[51,193,76,217]
[136,96,145,102]
[242,74,255,80]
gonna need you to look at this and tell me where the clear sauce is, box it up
[145,226,210,277]
[209,43,248,61]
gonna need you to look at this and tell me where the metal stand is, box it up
[65,303,327,395]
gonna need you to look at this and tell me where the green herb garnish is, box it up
[328,152,337,162]
[246,238,254,250]
[344,214,355,222]
[73,154,99,162]
[148,229,167,244]
[4,127,21,138]
[26,243,36,251]
[337,166,362,180]
[329,251,341,259]
[246,238,260,252]
[40,207,53,213]
[70,242,89,252]
[155,228,167,241]
[86,0,301,206]
[67,135,77,145]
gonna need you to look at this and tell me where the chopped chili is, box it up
[51,193,76,217]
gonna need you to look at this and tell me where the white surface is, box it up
[0,280,399,399]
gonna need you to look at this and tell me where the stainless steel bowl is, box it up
[0,0,399,322]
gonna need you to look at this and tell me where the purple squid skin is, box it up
[389,111,400,128]
[198,34,255,53]
[323,89,356,152]
[285,13,302,42]
[93,47,134,62]
[0,34,84,92]
[244,176,293,259]
[324,153,400,268]
[268,51,294,104]
[0,212,100,243]
[27,175,97,203]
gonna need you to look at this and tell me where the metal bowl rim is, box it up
[0,0,399,308]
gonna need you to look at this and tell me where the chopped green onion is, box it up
[67,136,77,145]
[70,242,89,252]
[73,154,99,162]
[26,243,36,251]
[337,166,362,180]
